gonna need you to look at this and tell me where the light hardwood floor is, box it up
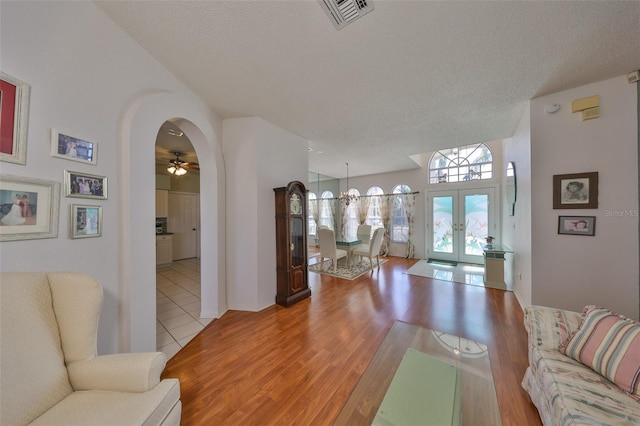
[162,256,542,425]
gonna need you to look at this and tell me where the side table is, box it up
[482,243,512,290]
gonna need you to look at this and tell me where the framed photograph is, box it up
[553,172,598,209]
[0,71,30,165]
[0,175,60,241]
[64,170,107,200]
[71,204,102,239]
[51,128,97,165]
[558,216,596,236]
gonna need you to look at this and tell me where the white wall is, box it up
[0,2,225,353]
[224,117,308,311]
[531,75,639,319]
[503,105,533,305]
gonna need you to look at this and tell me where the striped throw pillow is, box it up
[559,305,640,400]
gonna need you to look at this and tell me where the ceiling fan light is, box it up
[167,151,188,176]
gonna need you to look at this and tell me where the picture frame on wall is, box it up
[71,204,102,239]
[51,128,97,165]
[553,172,598,209]
[0,174,60,241]
[558,215,596,236]
[64,170,107,200]
[0,71,30,165]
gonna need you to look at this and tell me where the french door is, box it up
[427,188,496,264]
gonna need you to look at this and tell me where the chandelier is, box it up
[339,162,358,206]
[167,152,188,176]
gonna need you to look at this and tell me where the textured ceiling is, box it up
[95,1,640,179]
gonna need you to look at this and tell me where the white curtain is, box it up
[309,198,319,231]
[357,197,371,225]
[330,198,339,235]
[339,200,347,237]
[380,195,392,256]
[403,193,416,258]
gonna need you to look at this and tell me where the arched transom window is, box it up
[429,143,493,184]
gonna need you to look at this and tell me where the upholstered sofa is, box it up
[522,305,640,425]
[0,272,181,425]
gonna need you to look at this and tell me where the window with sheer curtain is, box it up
[319,191,334,230]
[392,184,411,243]
[343,189,360,240]
[429,143,493,184]
[365,186,384,230]
[308,192,317,236]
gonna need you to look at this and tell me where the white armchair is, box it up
[318,228,348,273]
[353,227,385,270]
[0,272,181,426]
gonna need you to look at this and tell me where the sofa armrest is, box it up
[67,352,167,392]
[524,305,582,350]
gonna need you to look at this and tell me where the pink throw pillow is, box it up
[559,305,640,400]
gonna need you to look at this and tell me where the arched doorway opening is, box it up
[155,120,206,356]
[120,92,226,353]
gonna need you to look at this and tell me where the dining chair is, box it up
[353,227,385,270]
[318,228,348,273]
[356,224,372,246]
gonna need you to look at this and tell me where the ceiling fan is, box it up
[167,151,199,175]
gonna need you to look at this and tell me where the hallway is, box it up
[156,258,212,359]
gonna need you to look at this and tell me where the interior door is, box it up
[168,192,199,260]
[427,188,495,264]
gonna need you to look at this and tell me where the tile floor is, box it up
[156,258,212,359]
[406,260,488,287]
[431,262,486,286]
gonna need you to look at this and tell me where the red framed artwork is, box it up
[0,72,30,165]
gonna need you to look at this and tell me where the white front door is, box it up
[427,188,496,264]
[168,192,199,260]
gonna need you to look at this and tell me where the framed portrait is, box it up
[50,129,97,165]
[64,170,107,200]
[0,175,60,241]
[0,71,30,165]
[71,204,102,239]
[553,172,598,209]
[558,216,596,236]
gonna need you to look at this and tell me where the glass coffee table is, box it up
[334,320,502,425]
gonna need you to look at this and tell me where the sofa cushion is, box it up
[30,378,181,426]
[560,305,640,400]
[529,346,640,425]
[0,273,73,425]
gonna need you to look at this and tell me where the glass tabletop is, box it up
[334,320,502,425]
[482,243,513,253]
[335,237,361,247]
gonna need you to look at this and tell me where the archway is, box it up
[119,91,226,352]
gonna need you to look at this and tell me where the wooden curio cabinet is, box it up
[274,181,310,307]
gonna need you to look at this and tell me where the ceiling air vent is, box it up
[318,0,374,30]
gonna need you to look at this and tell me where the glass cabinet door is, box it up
[291,217,304,267]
